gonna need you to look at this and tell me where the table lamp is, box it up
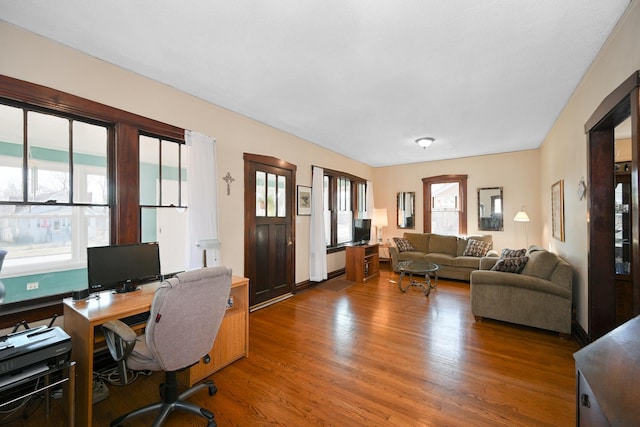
[372,208,389,243]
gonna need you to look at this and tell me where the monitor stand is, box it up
[114,282,140,294]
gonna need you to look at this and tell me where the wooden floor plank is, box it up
[6,267,580,426]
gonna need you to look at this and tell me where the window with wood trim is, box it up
[323,169,367,248]
[423,175,468,235]
[0,75,184,306]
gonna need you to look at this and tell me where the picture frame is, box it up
[297,185,311,216]
[552,179,565,241]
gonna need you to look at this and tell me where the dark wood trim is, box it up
[422,174,468,234]
[0,74,184,139]
[585,70,640,341]
[585,71,640,133]
[245,153,297,172]
[572,321,590,348]
[587,129,616,340]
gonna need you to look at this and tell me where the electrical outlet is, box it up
[27,282,39,290]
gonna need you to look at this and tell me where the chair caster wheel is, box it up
[207,421,217,427]
[208,384,218,396]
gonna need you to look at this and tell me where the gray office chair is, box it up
[103,266,232,427]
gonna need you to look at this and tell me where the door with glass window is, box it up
[244,154,295,308]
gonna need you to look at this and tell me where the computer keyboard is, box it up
[121,312,149,326]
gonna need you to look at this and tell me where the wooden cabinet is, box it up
[573,315,640,426]
[179,276,249,387]
[345,244,379,282]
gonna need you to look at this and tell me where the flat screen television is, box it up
[352,218,372,245]
[87,242,161,293]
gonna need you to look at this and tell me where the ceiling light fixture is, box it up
[415,137,435,149]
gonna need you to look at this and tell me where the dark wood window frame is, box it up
[322,168,367,252]
[422,174,468,234]
[0,75,183,328]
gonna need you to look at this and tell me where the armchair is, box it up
[103,266,232,427]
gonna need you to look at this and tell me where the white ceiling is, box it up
[0,1,631,167]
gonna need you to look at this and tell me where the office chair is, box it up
[102,266,232,427]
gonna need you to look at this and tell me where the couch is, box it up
[389,232,497,281]
[470,245,573,335]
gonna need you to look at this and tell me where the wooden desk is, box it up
[63,275,249,427]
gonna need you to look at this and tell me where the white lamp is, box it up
[372,208,389,243]
[197,239,221,267]
[415,137,435,149]
[513,206,530,248]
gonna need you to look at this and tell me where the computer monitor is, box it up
[87,242,161,293]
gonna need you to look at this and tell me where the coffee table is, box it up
[397,261,440,296]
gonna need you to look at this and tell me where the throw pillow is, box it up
[490,256,529,273]
[393,237,415,252]
[500,248,527,259]
[462,239,491,257]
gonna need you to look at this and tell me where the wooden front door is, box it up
[244,154,296,308]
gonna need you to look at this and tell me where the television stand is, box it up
[345,243,380,282]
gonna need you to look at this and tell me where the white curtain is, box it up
[365,180,375,242]
[310,166,327,281]
[185,130,219,270]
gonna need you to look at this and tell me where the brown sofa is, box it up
[470,245,573,335]
[389,232,497,281]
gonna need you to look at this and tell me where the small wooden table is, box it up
[397,261,439,296]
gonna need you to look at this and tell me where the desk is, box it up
[63,275,249,427]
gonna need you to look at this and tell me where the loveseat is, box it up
[470,245,573,335]
[389,232,497,281]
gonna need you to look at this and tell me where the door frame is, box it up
[585,70,640,341]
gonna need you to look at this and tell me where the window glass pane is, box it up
[141,207,187,275]
[256,171,266,216]
[27,111,70,203]
[161,139,180,206]
[277,175,286,217]
[0,104,24,202]
[337,210,353,244]
[73,121,108,204]
[267,173,276,217]
[181,143,189,206]
[431,182,460,235]
[0,205,109,269]
[139,134,159,205]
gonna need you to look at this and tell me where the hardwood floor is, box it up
[7,267,580,426]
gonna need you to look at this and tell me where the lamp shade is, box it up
[372,208,388,227]
[513,208,530,222]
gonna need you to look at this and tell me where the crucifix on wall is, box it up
[223,172,234,195]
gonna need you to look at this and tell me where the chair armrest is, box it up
[102,319,137,343]
[102,320,137,363]
[479,256,499,270]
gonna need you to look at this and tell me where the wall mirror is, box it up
[478,187,503,231]
[397,192,415,229]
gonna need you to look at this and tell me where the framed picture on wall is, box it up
[552,179,565,241]
[297,185,311,216]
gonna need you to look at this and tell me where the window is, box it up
[0,103,110,277]
[139,134,189,275]
[423,175,467,235]
[322,169,367,247]
[0,75,185,307]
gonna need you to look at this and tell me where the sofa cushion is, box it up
[463,239,492,257]
[452,256,483,269]
[500,248,527,258]
[520,250,559,280]
[456,235,493,256]
[429,234,458,256]
[424,252,455,266]
[393,237,415,252]
[404,233,430,253]
[490,256,529,273]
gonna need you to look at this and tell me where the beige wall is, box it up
[0,22,374,283]
[540,0,640,332]
[374,150,541,251]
